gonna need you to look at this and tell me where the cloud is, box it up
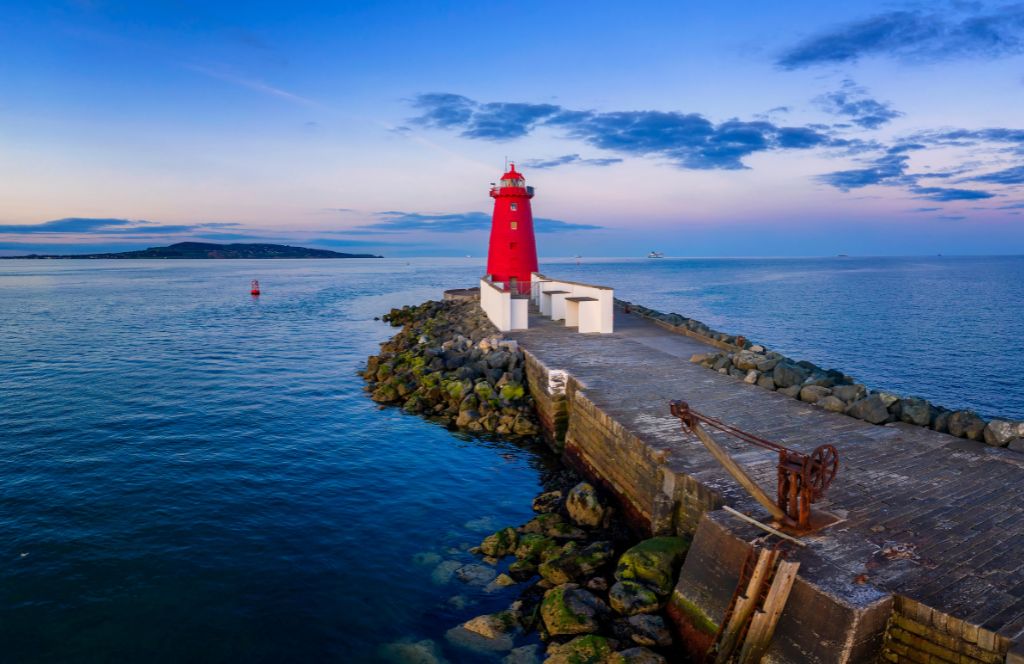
[0,217,141,233]
[410,93,841,170]
[521,154,623,169]
[912,207,942,212]
[816,80,902,129]
[186,64,319,107]
[913,186,995,201]
[967,164,1024,184]
[358,211,601,234]
[777,5,1024,69]
[996,201,1024,209]
[818,155,995,199]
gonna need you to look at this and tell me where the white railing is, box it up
[532,272,614,334]
[480,277,529,331]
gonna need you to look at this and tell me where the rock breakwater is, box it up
[619,299,1024,450]
[364,299,541,437]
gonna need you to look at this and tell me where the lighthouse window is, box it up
[510,203,518,211]
[510,242,518,249]
[510,221,518,230]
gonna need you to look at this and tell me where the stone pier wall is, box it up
[881,597,1008,664]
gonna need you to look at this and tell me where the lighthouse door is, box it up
[508,276,518,293]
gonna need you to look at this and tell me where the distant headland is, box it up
[7,241,383,260]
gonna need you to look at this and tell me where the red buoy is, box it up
[250,279,261,296]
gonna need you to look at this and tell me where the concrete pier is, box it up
[508,306,1024,663]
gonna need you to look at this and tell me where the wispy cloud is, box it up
[186,64,320,108]
[816,79,902,129]
[966,164,1024,184]
[817,153,995,200]
[521,154,623,169]
[357,211,601,234]
[777,5,1024,69]
[0,217,243,235]
[410,93,847,170]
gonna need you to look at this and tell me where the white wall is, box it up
[479,277,529,332]
[532,272,614,333]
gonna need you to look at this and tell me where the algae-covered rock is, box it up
[459,609,522,648]
[503,644,540,664]
[514,533,558,562]
[608,581,661,615]
[481,527,519,557]
[538,541,614,584]
[614,537,688,596]
[626,614,672,647]
[566,482,606,528]
[455,563,497,586]
[609,647,667,664]
[540,584,606,636]
[508,559,538,580]
[546,635,615,664]
[532,490,563,513]
[379,638,448,664]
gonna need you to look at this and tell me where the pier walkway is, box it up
[509,307,1024,662]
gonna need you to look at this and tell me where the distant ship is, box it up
[647,251,665,259]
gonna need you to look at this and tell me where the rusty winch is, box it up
[670,400,839,533]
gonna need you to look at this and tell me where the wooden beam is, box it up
[714,548,778,664]
[738,560,800,663]
[721,506,807,548]
[690,422,789,523]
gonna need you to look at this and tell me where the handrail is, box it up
[532,271,613,291]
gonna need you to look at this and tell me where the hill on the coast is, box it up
[9,241,382,260]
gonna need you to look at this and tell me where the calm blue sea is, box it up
[1,255,1021,662]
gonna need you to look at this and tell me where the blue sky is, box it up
[2,0,1024,256]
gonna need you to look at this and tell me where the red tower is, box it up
[486,163,538,295]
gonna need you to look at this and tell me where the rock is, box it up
[689,353,713,364]
[455,563,497,586]
[614,537,689,595]
[532,490,563,513]
[539,541,615,585]
[984,420,1020,447]
[832,384,866,403]
[431,560,462,585]
[586,577,609,592]
[508,559,537,580]
[778,385,801,398]
[756,375,776,390]
[610,647,667,664]
[931,409,951,433]
[898,397,932,427]
[744,370,759,385]
[750,344,765,353]
[566,482,606,528]
[540,584,606,636]
[503,644,540,664]
[546,635,614,664]
[817,396,847,413]
[608,581,661,615]
[514,533,558,562]
[755,357,780,372]
[800,385,831,403]
[846,395,891,425]
[948,411,987,440]
[876,392,900,408]
[732,351,760,371]
[772,362,809,388]
[1010,438,1024,453]
[485,573,518,592]
[379,638,448,664]
[462,610,521,643]
[481,527,519,557]
[626,614,672,647]
[413,551,442,567]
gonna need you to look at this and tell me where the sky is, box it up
[2,0,1024,256]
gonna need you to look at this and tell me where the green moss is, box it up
[671,593,719,636]
[500,382,525,401]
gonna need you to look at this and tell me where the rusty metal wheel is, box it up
[804,444,839,500]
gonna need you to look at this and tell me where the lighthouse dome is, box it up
[499,163,526,187]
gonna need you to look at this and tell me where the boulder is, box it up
[626,614,672,647]
[948,411,987,440]
[502,644,540,664]
[831,383,866,403]
[732,351,760,371]
[876,392,900,408]
[931,409,951,433]
[481,527,519,557]
[846,395,891,424]
[756,375,776,390]
[379,638,447,664]
[532,490,563,513]
[800,385,831,403]
[608,581,661,615]
[514,533,558,562]
[540,584,606,636]
[778,385,801,398]
[755,357,780,372]
[614,537,689,595]
[566,482,606,528]
[546,635,614,664]
[817,396,847,413]
[984,420,1020,447]
[772,362,809,389]
[431,560,462,585]
[898,398,932,427]
[743,370,759,384]
[610,647,667,664]
[539,541,615,585]
[456,610,522,650]
[456,563,497,586]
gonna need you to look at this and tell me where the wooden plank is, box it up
[691,422,789,523]
[722,506,807,548]
[715,548,778,664]
[738,560,800,663]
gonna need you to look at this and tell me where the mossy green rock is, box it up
[500,382,525,401]
[614,536,689,596]
[546,635,614,664]
[539,541,614,585]
[608,581,661,615]
[508,559,537,580]
[540,585,604,636]
[514,533,557,562]
[480,527,519,557]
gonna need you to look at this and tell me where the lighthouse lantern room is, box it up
[486,163,538,295]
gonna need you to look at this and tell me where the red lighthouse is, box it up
[486,163,538,295]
